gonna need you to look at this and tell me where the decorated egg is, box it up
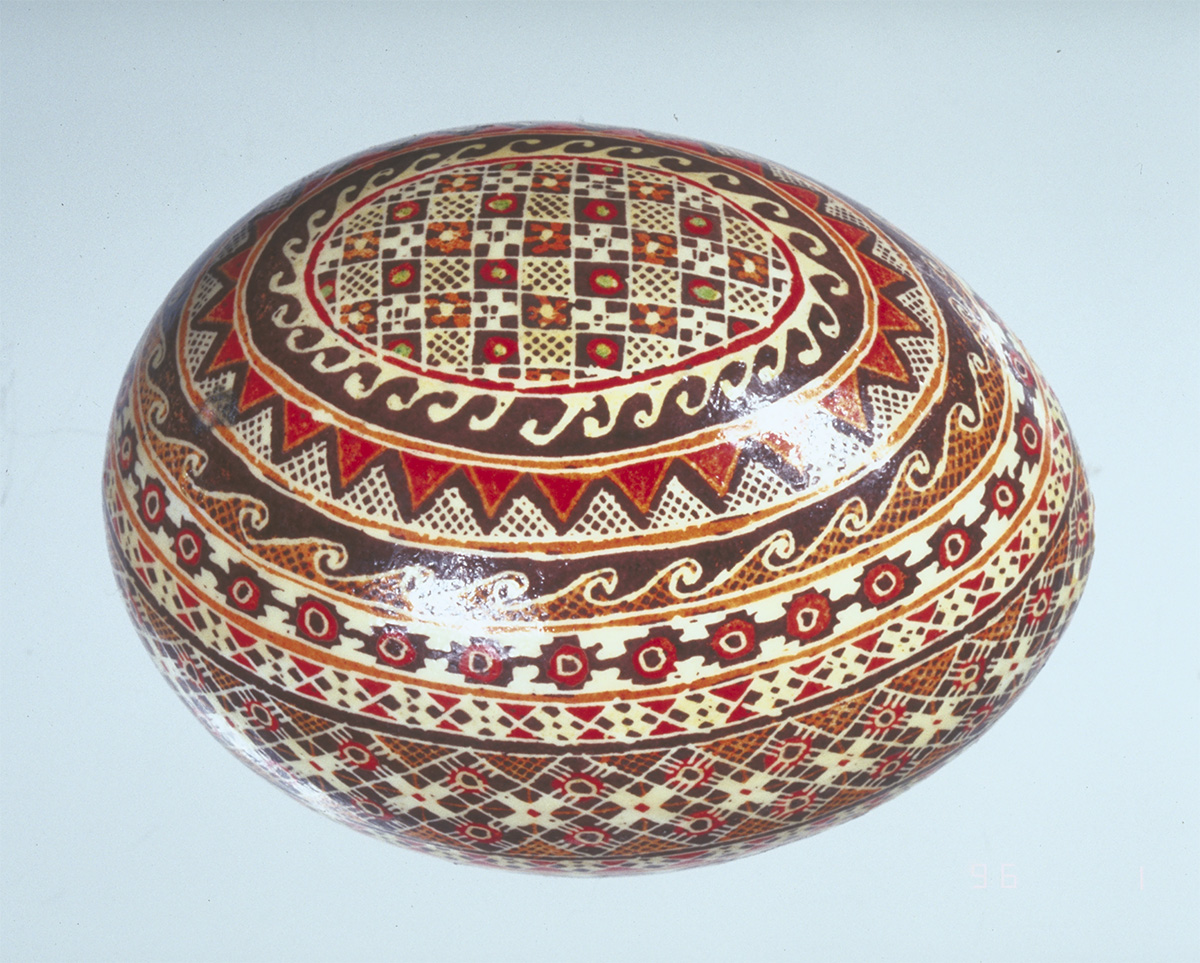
[104,124,1093,874]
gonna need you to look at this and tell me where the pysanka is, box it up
[104,124,1093,874]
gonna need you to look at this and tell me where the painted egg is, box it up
[104,124,1093,874]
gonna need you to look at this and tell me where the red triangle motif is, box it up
[359,678,389,698]
[859,331,909,382]
[335,430,384,487]
[962,572,986,591]
[825,218,869,247]
[252,208,286,238]
[607,458,672,513]
[429,692,460,712]
[499,702,535,721]
[227,625,258,648]
[207,290,236,323]
[464,465,523,517]
[711,680,751,703]
[238,368,276,411]
[910,602,939,623]
[218,247,252,281]
[722,156,764,177]
[209,328,246,370]
[399,451,458,510]
[650,720,686,736]
[795,680,830,699]
[819,372,868,431]
[878,297,921,332]
[296,682,325,701]
[853,633,881,652]
[565,704,604,723]
[292,657,323,678]
[532,474,592,522]
[727,703,758,722]
[972,592,1001,615]
[282,402,326,451]
[681,444,741,497]
[861,256,906,289]
[780,184,820,209]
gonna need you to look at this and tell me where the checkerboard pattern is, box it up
[309,158,792,384]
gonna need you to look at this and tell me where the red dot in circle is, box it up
[787,592,832,639]
[227,577,261,612]
[377,630,416,667]
[862,562,905,605]
[633,637,676,679]
[938,528,972,568]
[173,528,203,566]
[140,482,165,525]
[547,643,589,686]
[711,619,756,660]
[297,600,338,642]
[459,643,504,683]
[588,268,624,297]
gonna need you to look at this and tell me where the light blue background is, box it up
[2,2,1196,961]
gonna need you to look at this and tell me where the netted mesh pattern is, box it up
[895,286,938,331]
[520,258,571,297]
[343,206,386,235]
[491,495,559,540]
[276,442,334,497]
[424,258,472,292]
[410,486,485,537]
[188,273,225,322]
[623,333,675,370]
[896,334,937,385]
[520,328,573,366]
[193,370,236,398]
[866,383,913,439]
[230,406,275,462]
[630,263,679,303]
[423,329,471,369]
[647,476,716,529]
[525,193,570,220]
[725,216,770,254]
[338,261,380,302]
[340,463,403,523]
[823,198,871,231]
[428,192,477,221]
[726,281,772,321]
[566,487,644,538]
[722,458,797,514]
[630,199,676,233]
[865,234,908,274]
[183,329,218,376]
